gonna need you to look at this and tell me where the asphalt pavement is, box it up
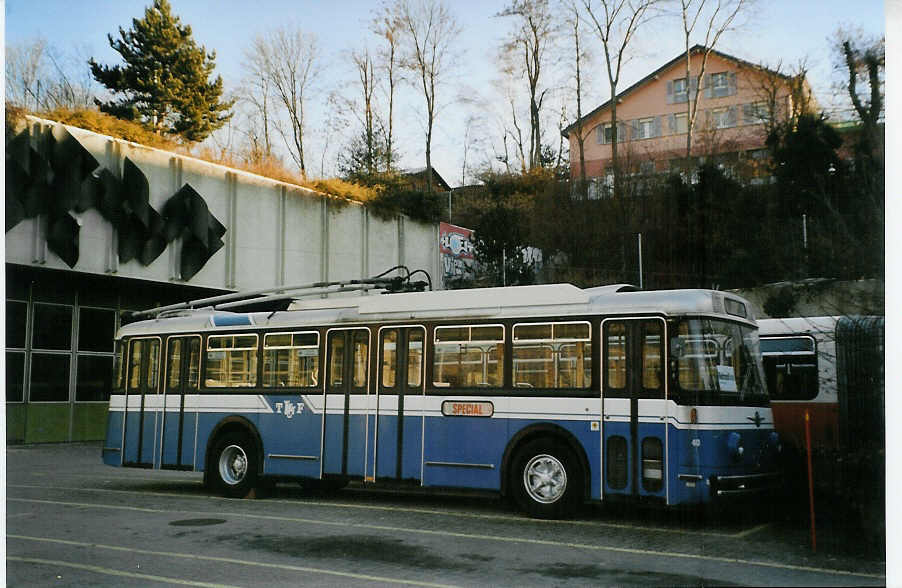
[5,442,887,586]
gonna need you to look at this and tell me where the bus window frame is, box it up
[325,327,371,394]
[165,334,203,393]
[261,330,321,390]
[125,336,163,396]
[202,332,260,390]
[760,334,819,402]
[431,323,506,391]
[511,320,592,391]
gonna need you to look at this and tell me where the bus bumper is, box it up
[711,471,781,497]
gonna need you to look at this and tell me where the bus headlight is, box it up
[768,431,782,454]
[727,432,744,461]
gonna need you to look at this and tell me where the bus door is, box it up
[601,318,667,500]
[322,328,370,477]
[160,335,200,469]
[373,326,425,481]
[123,337,161,467]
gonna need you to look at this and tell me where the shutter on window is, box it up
[596,125,604,144]
[631,119,640,140]
[666,80,674,104]
[743,103,753,124]
[668,113,676,134]
[689,77,698,100]
[617,122,627,143]
[653,116,662,138]
[704,74,713,98]
[729,72,737,96]
[727,106,738,127]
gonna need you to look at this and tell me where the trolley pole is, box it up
[805,409,817,552]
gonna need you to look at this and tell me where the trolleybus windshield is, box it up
[672,318,768,406]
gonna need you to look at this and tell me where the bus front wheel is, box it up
[210,432,259,498]
[511,439,582,519]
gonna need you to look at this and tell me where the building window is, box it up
[76,355,114,401]
[6,351,26,402]
[710,107,736,129]
[711,72,729,93]
[596,123,619,144]
[78,307,116,353]
[30,354,71,402]
[743,101,769,125]
[707,71,736,98]
[636,117,655,140]
[671,77,688,103]
[672,112,688,134]
[6,301,28,349]
[32,304,72,350]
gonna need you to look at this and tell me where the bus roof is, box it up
[117,284,756,338]
[758,316,840,337]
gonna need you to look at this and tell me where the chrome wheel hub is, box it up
[523,454,567,504]
[219,444,248,486]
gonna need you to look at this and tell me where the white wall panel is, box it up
[6,117,441,294]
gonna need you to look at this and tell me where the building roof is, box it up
[562,44,794,137]
[403,167,452,191]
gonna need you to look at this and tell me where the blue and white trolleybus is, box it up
[103,277,780,517]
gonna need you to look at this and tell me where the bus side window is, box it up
[760,336,818,401]
[353,330,368,389]
[382,329,398,388]
[205,335,258,388]
[642,321,664,398]
[433,325,504,389]
[512,321,591,390]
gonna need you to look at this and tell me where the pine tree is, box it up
[88,0,233,142]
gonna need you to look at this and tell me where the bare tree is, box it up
[581,0,660,197]
[496,60,530,173]
[240,44,275,160]
[835,29,884,159]
[246,27,320,178]
[351,47,379,175]
[372,8,402,170]
[6,39,49,110]
[497,0,557,170]
[6,39,98,111]
[677,0,749,160]
[390,0,461,194]
[566,2,591,192]
[751,59,812,141]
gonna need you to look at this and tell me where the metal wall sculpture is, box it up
[5,126,226,280]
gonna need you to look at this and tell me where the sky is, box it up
[4,0,887,187]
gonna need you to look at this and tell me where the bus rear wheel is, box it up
[511,439,582,519]
[210,432,259,498]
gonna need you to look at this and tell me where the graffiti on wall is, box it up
[439,222,474,285]
[5,126,226,279]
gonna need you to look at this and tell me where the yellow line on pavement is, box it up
[8,536,457,588]
[7,498,885,581]
[7,556,238,587]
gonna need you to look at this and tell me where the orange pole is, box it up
[805,409,817,552]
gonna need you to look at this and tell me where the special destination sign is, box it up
[441,400,494,417]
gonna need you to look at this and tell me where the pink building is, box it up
[564,45,813,189]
